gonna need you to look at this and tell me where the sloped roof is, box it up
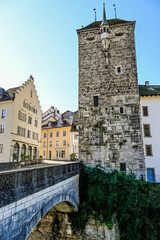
[0,95,12,102]
[139,85,160,96]
[42,119,71,129]
[77,18,135,31]
[62,110,78,122]
[7,87,19,99]
[0,87,18,102]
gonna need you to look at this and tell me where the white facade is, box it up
[140,95,160,182]
[70,131,79,158]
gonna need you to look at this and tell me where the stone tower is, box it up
[77,4,145,178]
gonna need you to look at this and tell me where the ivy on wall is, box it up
[72,164,160,240]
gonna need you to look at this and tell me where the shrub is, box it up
[72,164,160,240]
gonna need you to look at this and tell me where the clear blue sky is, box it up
[0,0,159,113]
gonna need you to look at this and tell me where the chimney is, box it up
[54,108,57,115]
[145,81,149,87]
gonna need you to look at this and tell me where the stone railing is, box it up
[0,162,80,208]
[0,162,21,171]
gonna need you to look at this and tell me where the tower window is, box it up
[120,163,126,172]
[120,107,123,114]
[93,96,98,107]
[104,27,106,32]
[117,67,121,73]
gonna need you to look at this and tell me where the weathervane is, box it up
[93,8,97,22]
[113,4,117,18]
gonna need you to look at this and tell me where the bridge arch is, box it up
[0,163,79,240]
[25,193,78,239]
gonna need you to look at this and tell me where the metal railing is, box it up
[0,162,80,208]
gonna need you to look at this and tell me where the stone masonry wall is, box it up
[28,210,120,240]
[78,22,145,178]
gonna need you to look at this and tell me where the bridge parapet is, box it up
[0,162,80,208]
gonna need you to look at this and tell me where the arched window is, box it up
[33,147,37,159]
[21,144,26,161]
[13,143,19,162]
[104,27,106,32]
[28,146,32,160]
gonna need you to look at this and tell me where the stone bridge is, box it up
[0,162,80,240]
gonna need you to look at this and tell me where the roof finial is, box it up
[101,1,109,26]
[113,4,117,18]
[93,8,97,22]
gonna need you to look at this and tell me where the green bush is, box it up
[72,164,160,240]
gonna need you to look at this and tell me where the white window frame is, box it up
[1,109,6,118]
[63,131,66,136]
[0,124,5,134]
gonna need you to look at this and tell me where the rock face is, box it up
[81,217,120,240]
[27,208,119,240]
[27,208,79,240]
[77,18,145,178]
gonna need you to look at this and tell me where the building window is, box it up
[56,141,59,147]
[1,109,6,118]
[56,131,59,137]
[0,144,3,154]
[50,132,53,138]
[147,168,155,182]
[93,96,98,107]
[56,150,65,159]
[143,124,151,137]
[18,110,26,122]
[30,89,33,97]
[117,67,121,73]
[44,133,47,138]
[120,163,126,172]
[145,145,153,156]
[43,151,45,157]
[63,140,66,146]
[63,131,66,136]
[0,124,4,134]
[27,130,31,138]
[17,126,26,137]
[61,151,65,158]
[43,142,46,147]
[33,132,38,140]
[28,116,32,124]
[35,119,38,127]
[50,141,52,147]
[120,107,123,114]
[142,106,148,117]
[49,151,52,159]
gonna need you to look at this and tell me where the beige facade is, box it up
[40,115,79,161]
[0,76,42,162]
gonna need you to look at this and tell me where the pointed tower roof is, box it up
[101,3,109,26]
